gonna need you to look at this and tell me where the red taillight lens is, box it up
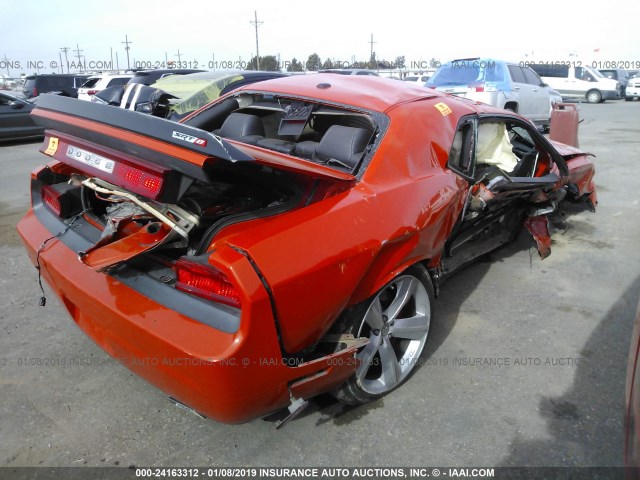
[42,185,62,216]
[175,259,241,308]
[469,83,485,92]
[115,165,164,197]
[87,89,98,95]
[41,183,82,218]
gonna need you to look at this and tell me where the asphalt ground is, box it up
[0,100,639,469]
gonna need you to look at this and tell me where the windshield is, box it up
[155,73,245,117]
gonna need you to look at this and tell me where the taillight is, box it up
[175,259,241,308]
[117,164,163,197]
[87,90,98,96]
[469,83,485,92]
[41,183,82,218]
[42,185,61,216]
[33,87,38,97]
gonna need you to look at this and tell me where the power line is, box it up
[250,10,263,70]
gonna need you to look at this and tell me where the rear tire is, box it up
[333,264,434,405]
[586,89,602,104]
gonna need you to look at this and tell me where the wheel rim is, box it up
[355,274,431,395]
[587,91,600,103]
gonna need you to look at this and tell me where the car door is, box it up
[507,65,535,118]
[522,67,550,122]
[442,114,567,274]
[567,66,592,98]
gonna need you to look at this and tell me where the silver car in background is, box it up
[426,58,558,131]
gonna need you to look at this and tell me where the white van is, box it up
[528,63,619,103]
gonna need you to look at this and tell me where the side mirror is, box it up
[9,101,24,109]
[540,82,548,87]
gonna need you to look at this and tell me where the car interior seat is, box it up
[218,112,265,145]
[312,125,370,170]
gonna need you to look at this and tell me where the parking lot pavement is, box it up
[1,101,639,468]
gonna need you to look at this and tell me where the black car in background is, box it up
[23,74,90,99]
[0,91,44,142]
[127,69,206,86]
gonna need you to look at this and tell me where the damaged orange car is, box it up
[17,74,596,424]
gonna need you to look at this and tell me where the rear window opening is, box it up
[80,78,100,89]
[106,77,131,88]
[184,92,380,174]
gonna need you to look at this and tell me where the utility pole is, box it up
[368,33,377,68]
[73,44,83,72]
[122,34,132,70]
[250,10,263,70]
[175,49,182,65]
[60,47,70,73]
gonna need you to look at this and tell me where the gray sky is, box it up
[1,0,637,75]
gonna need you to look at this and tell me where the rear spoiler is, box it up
[31,94,254,183]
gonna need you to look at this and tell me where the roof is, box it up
[234,73,444,112]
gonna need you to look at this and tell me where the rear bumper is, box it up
[17,169,361,423]
[626,87,640,98]
[602,90,620,100]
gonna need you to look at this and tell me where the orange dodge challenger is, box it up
[17,74,596,424]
